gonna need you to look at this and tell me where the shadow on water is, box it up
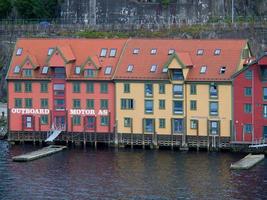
[0,140,266,200]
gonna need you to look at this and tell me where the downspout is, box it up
[252,67,255,143]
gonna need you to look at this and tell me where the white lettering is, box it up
[11,108,50,115]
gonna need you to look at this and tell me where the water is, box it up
[0,141,266,200]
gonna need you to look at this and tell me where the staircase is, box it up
[45,124,65,142]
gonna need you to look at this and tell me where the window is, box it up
[159,84,165,94]
[100,83,108,93]
[220,66,226,74]
[75,66,81,75]
[214,49,221,55]
[15,98,22,108]
[73,99,81,109]
[100,48,107,57]
[159,100,165,109]
[41,115,48,125]
[210,121,219,135]
[73,115,81,125]
[197,49,204,56]
[168,49,175,55]
[84,69,96,77]
[124,118,132,127]
[25,98,32,108]
[14,82,22,92]
[86,82,94,93]
[159,118,165,128]
[109,48,116,57]
[42,66,49,74]
[242,49,249,59]
[145,84,153,97]
[245,70,252,80]
[150,48,157,55]
[190,120,197,129]
[210,84,218,98]
[16,48,23,56]
[190,84,197,95]
[40,82,48,93]
[244,87,252,96]
[104,66,112,75]
[263,88,267,100]
[100,99,108,109]
[173,119,184,133]
[145,100,153,114]
[14,65,21,73]
[54,67,66,78]
[173,101,183,114]
[210,102,218,116]
[47,48,54,56]
[133,48,140,54]
[144,119,154,132]
[162,67,168,73]
[127,64,134,72]
[86,116,95,129]
[25,116,32,128]
[41,98,48,109]
[150,64,157,72]
[200,66,207,74]
[173,85,183,97]
[190,100,197,110]
[263,105,267,118]
[73,82,80,93]
[53,84,64,96]
[124,83,130,93]
[172,69,183,80]
[25,82,32,92]
[23,69,32,77]
[244,103,252,113]
[244,124,252,133]
[121,99,134,109]
[261,67,267,81]
[100,116,109,126]
[54,99,65,110]
[86,99,94,109]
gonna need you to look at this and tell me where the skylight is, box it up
[133,48,140,54]
[220,66,226,74]
[16,48,23,56]
[150,64,157,72]
[197,49,204,56]
[105,66,112,75]
[109,49,116,57]
[75,66,81,74]
[100,48,107,57]
[127,64,133,72]
[162,67,168,73]
[151,48,157,55]
[214,49,221,55]
[14,65,21,73]
[42,66,49,74]
[168,49,175,55]
[200,66,207,74]
[48,48,54,56]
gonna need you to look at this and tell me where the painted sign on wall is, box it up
[69,109,109,116]
[11,108,50,114]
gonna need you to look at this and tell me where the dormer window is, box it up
[220,66,226,74]
[16,48,23,56]
[150,64,157,72]
[168,49,175,55]
[75,66,81,75]
[48,48,54,56]
[109,49,116,57]
[127,64,133,72]
[133,48,140,54]
[214,49,221,55]
[200,66,207,74]
[84,69,96,77]
[23,69,32,77]
[104,66,112,75]
[100,48,107,57]
[162,67,168,73]
[150,48,157,55]
[42,66,49,74]
[14,65,21,74]
[172,69,184,80]
[197,49,204,56]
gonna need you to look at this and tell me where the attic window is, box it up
[100,48,107,57]
[150,64,157,72]
[105,66,112,75]
[42,66,49,74]
[23,69,32,77]
[197,49,204,56]
[168,49,175,55]
[133,48,140,54]
[109,49,116,57]
[75,66,81,75]
[162,67,168,73]
[220,66,226,74]
[14,65,21,73]
[214,49,221,55]
[16,48,23,56]
[47,48,54,56]
[127,64,133,72]
[200,66,207,74]
[151,48,157,55]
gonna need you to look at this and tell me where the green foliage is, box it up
[0,0,12,18]
[161,0,170,8]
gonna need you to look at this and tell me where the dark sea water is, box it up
[0,140,266,200]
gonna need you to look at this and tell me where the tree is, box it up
[0,0,12,18]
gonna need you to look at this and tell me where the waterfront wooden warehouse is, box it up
[6,38,257,149]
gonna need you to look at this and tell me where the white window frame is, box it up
[150,64,157,72]
[150,48,157,55]
[75,66,81,75]
[104,66,112,75]
[127,64,134,72]
[168,49,175,55]
[42,66,49,74]
[16,48,23,56]
[220,66,226,74]
[109,48,116,57]
[47,48,54,56]
[214,49,221,55]
[197,49,204,55]
[100,48,107,57]
[200,66,207,74]
[133,48,140,54]
[14,65,21,73]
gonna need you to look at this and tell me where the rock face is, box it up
[60,0,267,25]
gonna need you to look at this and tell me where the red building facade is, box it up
[233,53,267,144]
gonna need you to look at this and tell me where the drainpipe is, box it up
[252,68,255,143]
